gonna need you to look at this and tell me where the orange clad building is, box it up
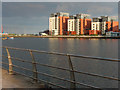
[112,21,119,32]
[90,16,119,35]
[83,19,91,34]
[106,21,111,32]
[49,13,119,36]
[66,14,91,35]
[89,30,101,35]
[76,14,91,35]
[106,21,119,32]
[49,12,69,35]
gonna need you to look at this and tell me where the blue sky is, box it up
[2,2,118,34]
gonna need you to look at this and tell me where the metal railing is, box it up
[1,46,120,89]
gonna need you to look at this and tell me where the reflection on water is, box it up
[2,38,118,88]
[48,38,118,58]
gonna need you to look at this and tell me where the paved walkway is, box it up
[1,68,45,88]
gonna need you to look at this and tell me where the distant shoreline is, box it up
[1,35,120,39]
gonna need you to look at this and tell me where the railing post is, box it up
[29,50,38,82]
[67,55,76,89]
[6,48,13,75]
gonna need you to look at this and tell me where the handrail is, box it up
[2,55,119,81]
[1,61,100,89]
[2,46,120,62]
[2,46,119,89]
[1,65,67,89]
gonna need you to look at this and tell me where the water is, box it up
[2,38,119,88]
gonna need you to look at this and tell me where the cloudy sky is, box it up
[0,2,1,34]
[2,2,118,34]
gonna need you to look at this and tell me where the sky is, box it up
[0,1,1,34]
[2,0,120,2]
[2,2,118,34]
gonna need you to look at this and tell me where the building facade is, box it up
[106,31,120,37]
[49,12,69,35]
[76,14,91,35]
[49,12,119,36]
[66,14,91,35]
[91,22,100,30]
[90,16,119,35]
[64,15,76,35]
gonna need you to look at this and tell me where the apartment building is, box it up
[49,12,69,35]
[90,16,119,35]
[49,12,119,36]
[66,14,91,35]
[112,20,119,32]
[91,22,100,30]
[89,22,101,35]
[64,15,76,35]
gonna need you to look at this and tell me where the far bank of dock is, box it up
[1,35,120,39]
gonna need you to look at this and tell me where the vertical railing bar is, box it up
[29,50,38,82]
[67,55,76,89]
[5,47,13,75]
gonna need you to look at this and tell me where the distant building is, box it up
[43,30,49,35]
[106,31,120,37]
[91,22,100,30]
[39,33,48,36]
[90,16,119,35]
[0,33,8,36]
[90,22,101,35]
[65,16,76,35]
[49,12,119,36]
[66,14,91,35]
[18,34,22,36]
[49,12,69,35]
[39,30,49,36]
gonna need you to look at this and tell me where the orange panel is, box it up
[112,21,119,32]
[80,19,83,34]
[80,19,91,35]
[89,30,101,35]
[63,31,76,35]
[59,16,69,35]
[59,16,63,35]
[106,22,111,32]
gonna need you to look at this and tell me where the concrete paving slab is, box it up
[2,68,45,88]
